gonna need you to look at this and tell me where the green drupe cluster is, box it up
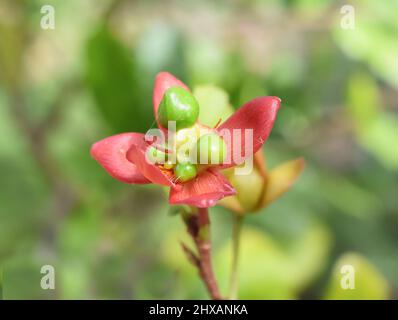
[150,87,227,183]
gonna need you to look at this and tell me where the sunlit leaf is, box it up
[215,224,331,299]
[324,253,390,300]
[347,72,379,132]
[216,228,292,299]
[0,2,24,90]
[288,225,332,291]
[347,73,398,170]
[361,114,398,170]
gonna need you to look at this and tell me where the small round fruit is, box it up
[158,87,199,130]
[196,133,227,165]
[174,163,197,182]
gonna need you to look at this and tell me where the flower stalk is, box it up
[182,207,222,300]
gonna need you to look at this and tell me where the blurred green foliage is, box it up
[0,0,397,299]
[325,253,390,299]
[86,25,145,133]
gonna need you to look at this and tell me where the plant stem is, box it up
[228,214,244,299]
[182,207,222,300]
[196,207,222,300]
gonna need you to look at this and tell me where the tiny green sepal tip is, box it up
[158,86,199,130]
[174,163,197,182]
[197,132,227,165]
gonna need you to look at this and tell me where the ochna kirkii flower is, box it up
[90,72,281,208]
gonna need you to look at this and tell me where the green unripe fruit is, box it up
[158,87,199,130]
[174,163,197,182]
[197,133,227,165]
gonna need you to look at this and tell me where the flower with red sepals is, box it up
[90,72,281,208]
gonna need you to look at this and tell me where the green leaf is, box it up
[216,228,293,299]
[333,1,398,88]
[347,73,398,170]
[85,25,151,133]
[287,224,332,291]
[215,225,331,299]
[58,259,91,299]
[0,93,48,257]
[361,114,398,170]
[347,72,379,132]
[0,4,24,90]
[2,256,56,299]
[324,253,390,300]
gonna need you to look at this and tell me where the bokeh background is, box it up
[0,0,397,299]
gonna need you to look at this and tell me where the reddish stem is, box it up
[196,207,222,300]
[183,207,222,300]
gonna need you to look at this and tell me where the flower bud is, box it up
[158,87,199,130]
[226,166,264,212]
[196,133,227,165]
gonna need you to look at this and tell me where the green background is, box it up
[0,0,397,299]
